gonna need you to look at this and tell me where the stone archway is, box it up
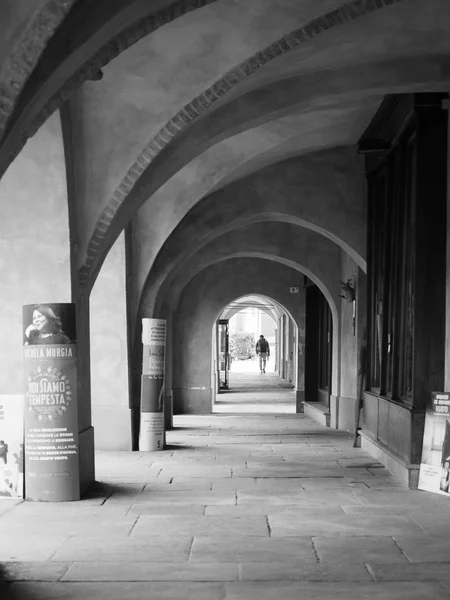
[165,256,339,417]
[214,293,295,395]
[212,293,299,414]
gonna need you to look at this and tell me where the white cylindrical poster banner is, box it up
[139,319,166,451]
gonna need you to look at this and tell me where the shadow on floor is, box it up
[0,567,24,600]
[163,444,195,451]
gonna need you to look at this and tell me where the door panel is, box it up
[305,284,332,408]
[217,319,229,391]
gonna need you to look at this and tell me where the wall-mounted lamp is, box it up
[340,279,355,303]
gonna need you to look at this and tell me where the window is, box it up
[318,293,332,391]
[367,127,416,402]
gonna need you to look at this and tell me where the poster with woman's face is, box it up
[22,303,80,501]
[22,304,76,346]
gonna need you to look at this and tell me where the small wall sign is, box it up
[432,392,450,415]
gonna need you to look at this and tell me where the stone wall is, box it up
[90,232,130,450]
[0,112,70,396]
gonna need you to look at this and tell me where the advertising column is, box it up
[23,303,80,501]
[140,318,166,451]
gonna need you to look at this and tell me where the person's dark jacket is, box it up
[256,338,270,354]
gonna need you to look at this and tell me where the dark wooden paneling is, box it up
[305,286,319,403]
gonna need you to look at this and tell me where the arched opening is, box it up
[211,294,298,415]
[166,254,339,419]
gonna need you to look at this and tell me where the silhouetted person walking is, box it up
[256,335,270,374]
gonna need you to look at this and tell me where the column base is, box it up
[79,426,95,496]
[173,387,213,414]
[92,407,131,450]
[302,401,330,427]
[359,429,420,489]
[330,395,359,432]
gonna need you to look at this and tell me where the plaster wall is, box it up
[0,112,70,395]
[171,258,307,414]
[90,232,130,450]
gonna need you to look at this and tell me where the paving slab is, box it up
[353,489,450,508]
[62,562,239,582]
[269,513,422,537]
[393,535,450,563]
[0,533,70,562]
[367,562,450,581]
[293,478,367,490]
[232,468,365,479]
[205,504,298,515]
[341,505,410,515]
[131,515,269,537]
[404,510,450,533]
[211,478,258,490]
[190,536,317,564]
[237,489,361,505]
[155,467,233,478]
[120,490,236,505]
[2,562,70,581]
[145,479,213,490]
[313,536,410,565]
[51,536,193,562]
[239,561,372,581]
[128,504,206,515]
[0,522,134,537]
[223,581,448,599]
[0,501,21,516]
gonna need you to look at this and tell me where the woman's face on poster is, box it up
[32,310,49,332]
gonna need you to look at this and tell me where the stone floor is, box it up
[214,370,296,413]
[2,376,450,599]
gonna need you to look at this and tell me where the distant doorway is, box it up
[212,295,297,413]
